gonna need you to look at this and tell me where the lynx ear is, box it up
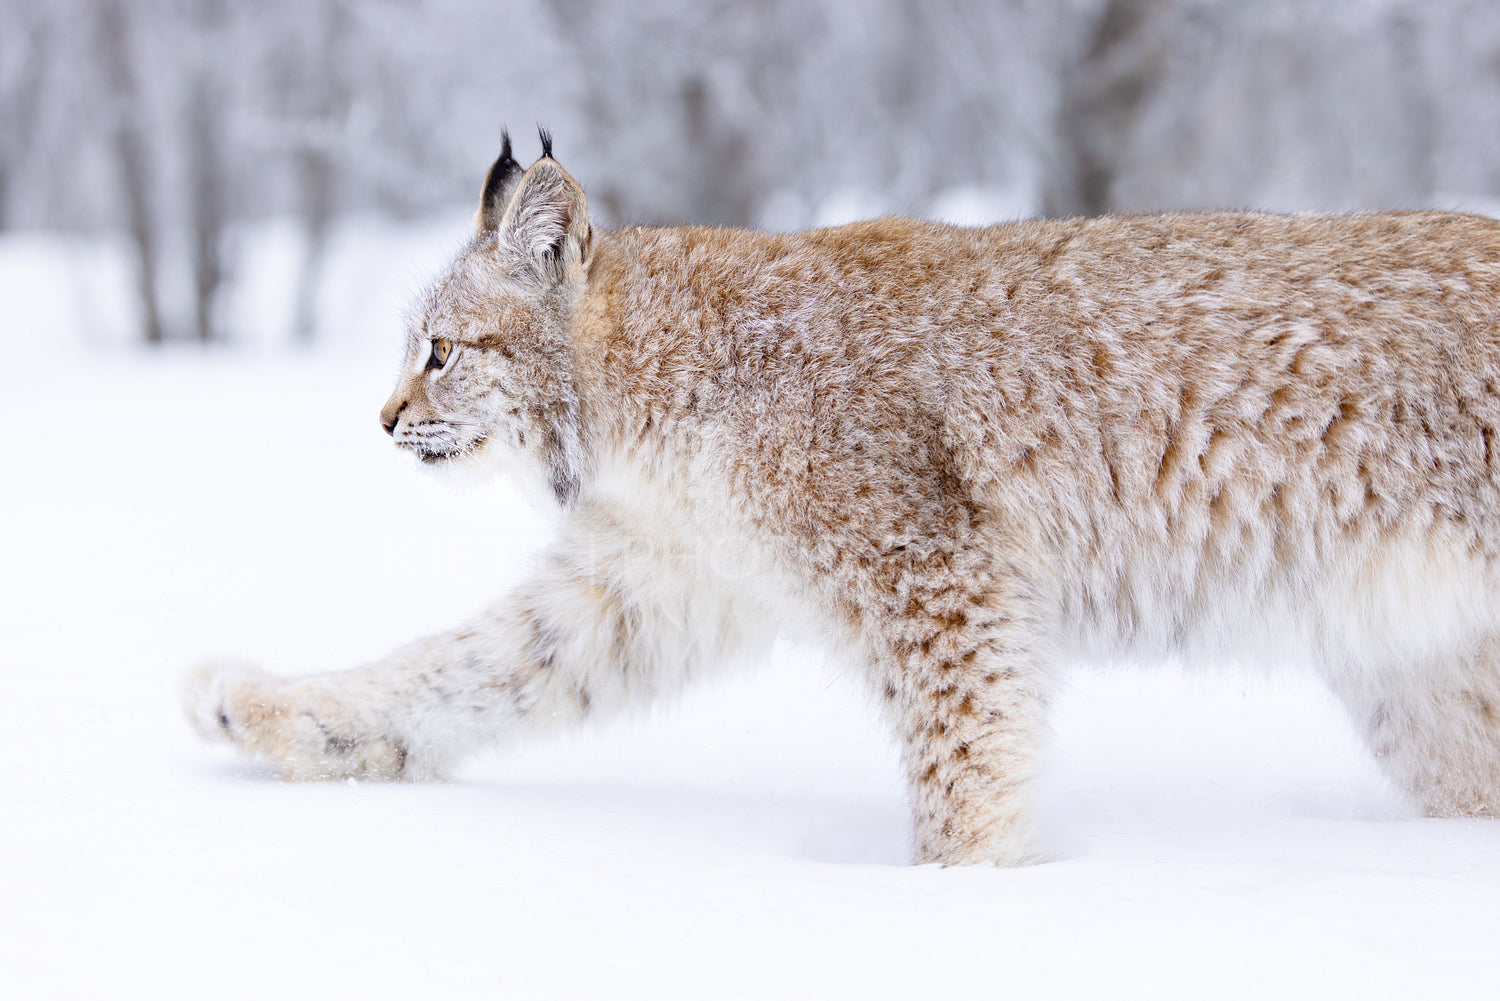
[476,130,524,236]
[497,151,592,283]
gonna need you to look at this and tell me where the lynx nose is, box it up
[380,399,406,436]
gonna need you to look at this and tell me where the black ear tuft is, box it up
[537,125,554,161]
[478,128,524,234]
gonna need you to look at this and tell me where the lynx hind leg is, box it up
[182,660,421,781]
[1334,641,1500,817]
[876,589,1053,867]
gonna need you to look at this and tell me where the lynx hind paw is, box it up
[181,659,275,744]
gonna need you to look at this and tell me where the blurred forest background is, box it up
[4,0,1500,346]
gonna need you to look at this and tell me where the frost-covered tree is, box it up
[9,0,1500,343]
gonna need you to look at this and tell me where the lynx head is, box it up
[379,128,592,506]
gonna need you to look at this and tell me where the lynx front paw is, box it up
[182,659,269,744]
[181,661,416,781]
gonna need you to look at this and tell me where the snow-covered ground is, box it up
[3,221,1498,999]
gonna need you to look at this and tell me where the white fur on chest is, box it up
[584,453,840,643]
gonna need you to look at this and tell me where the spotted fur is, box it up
[185,142,1500,865]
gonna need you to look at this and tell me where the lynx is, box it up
[185,131,1500,865]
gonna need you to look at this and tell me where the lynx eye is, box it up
[427,338,453,371]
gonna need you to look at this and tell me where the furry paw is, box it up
[181,660,416,781]
[181,659,276,745]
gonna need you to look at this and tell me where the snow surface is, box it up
[3,222,1499,999]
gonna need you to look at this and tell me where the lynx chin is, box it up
[186,129,1500,866]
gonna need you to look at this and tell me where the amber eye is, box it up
[427,338,452,370]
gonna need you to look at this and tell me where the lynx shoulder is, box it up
[185,132,1500,865]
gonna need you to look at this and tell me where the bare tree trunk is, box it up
[1390,10,1435,207]
[94,0,166,344]
[290,0,347,344]
[678,72,756,225]
[186,77,226,344]
[293,148,333,344]
[182,1,234,344]
[0,12,50,231]
[1045,0,1172,218]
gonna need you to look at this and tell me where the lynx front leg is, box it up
[184,516,749,780]
[876,590,1053,867]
